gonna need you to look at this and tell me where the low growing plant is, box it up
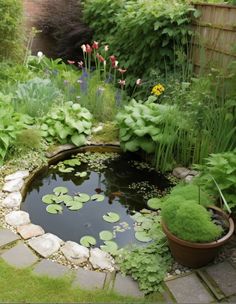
[116,239,172,294]
[40,101,92,146]
[162,199,223,243]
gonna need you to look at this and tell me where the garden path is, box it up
[1,227,236,302]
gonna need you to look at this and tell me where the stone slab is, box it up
[113,273,144,298]
[72,267,106,290]
[17,224,45,239]
[0,228,20,247]
[165,273,214,303]
[28,233,62,258]
[4,170,29,181]
[1,243,38,268]
[33,259,69,278]
[205,261,236,297]
[3,178,24,192]
[5,211,30,227]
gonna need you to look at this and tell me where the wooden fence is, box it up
[192,3,236,73]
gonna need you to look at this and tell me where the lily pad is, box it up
[68,201,83,211]
[46,204,63,214]
[58,194,73,204]
[75,171,87,177]
[100,241,118,254]
[99,230,113,241]
[147,198,163,210]
[80,235,96,247]
[58,167,74,173]
[103,212,120,223]
[75,193,90,203]
[53,186,68,196]
[91,194,105,202]
[42,194,57,204]
[63,159,81,166]
[135,231,152,243]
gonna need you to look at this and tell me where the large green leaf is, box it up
[103,212,120,223]
[135,231,152,243]
[75,193,90,203]
[71,133,86,146]
[100,241,118,254]
[99,230,113,241]
[46,204,63,214]
[91,194,105,202]
[68,201,83,211]
[80,235,96,247]
[147,198,163,210]
[53,186,68,196]
[42,194,57,204]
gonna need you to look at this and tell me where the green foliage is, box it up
[116,97,188,171]
[196,151,236,212]
[40,101,92,146]
[161,71,236,166]
[83,0,195,86]
[162,200,223,243]
[0,95,34,165]
[116,240,172,294]
[13,128,42,151]
[13,77,62,117]
[0,0,23,61]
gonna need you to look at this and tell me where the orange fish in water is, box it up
[111,191,124,197]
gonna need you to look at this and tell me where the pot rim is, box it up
[162,205,235,249]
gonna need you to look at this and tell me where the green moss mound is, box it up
[162,200,223,243]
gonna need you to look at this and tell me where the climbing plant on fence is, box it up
[82,0,197,86]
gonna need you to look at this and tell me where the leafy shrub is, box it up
[0,0,23,61]
[162,199,223,242]
[83,0,195,86]
[40,101,92,146]
[196,151,236,212]
[13,77,62,117]
[116,97,188,171]
[116,240,171,294]
[0,94,34,164]
[14,129,42,151]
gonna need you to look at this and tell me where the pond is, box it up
[22,148,171,250]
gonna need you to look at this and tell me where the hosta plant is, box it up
[40,101,92,146]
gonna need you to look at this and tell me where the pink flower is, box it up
[118,68,127,74]
[118,79,126,87]
[110,55,116,63]
[67,60,75,64]
[104,45,109,52]
[96,53,105,63]
[81,44,86,52]
[78,61,83,68]
[92,41,99,49]
[136,78,142,85]
[86,44,92,53]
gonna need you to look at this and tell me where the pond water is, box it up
[22,150,171,249]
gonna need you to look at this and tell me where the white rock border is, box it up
[0,169,116,272]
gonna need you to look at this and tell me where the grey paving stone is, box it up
[72,267,106,290]
[205,261,236,297]
[33,259,69,278]
[165,273,214,303]
[0,228,20,247]
[1,243,38,268]
[113,273,144,298]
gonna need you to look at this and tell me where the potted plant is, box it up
[160,183,234,268]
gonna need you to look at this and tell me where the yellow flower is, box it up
[151,83,165,96]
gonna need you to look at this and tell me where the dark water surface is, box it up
[22,152,171,248]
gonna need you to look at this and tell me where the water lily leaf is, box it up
[141,220,153,230]
[58,167,74,173]
[63,159,81,166]
[80,235,96,247]
[68,201,83,210]
[147,198,163,210]
[103,212,120,223]
[46,204,63,214]
[75,193,90,203]
[53,186,68,196]
[75,171,87,177]
[99,230,113,241]
[100,241,118,254]
[135,231,152,243]
[58,194,73,204]
[91,194,105,202]
[42,194,57,204]
[64,199,75,207]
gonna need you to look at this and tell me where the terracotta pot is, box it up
[162,206,235,268]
